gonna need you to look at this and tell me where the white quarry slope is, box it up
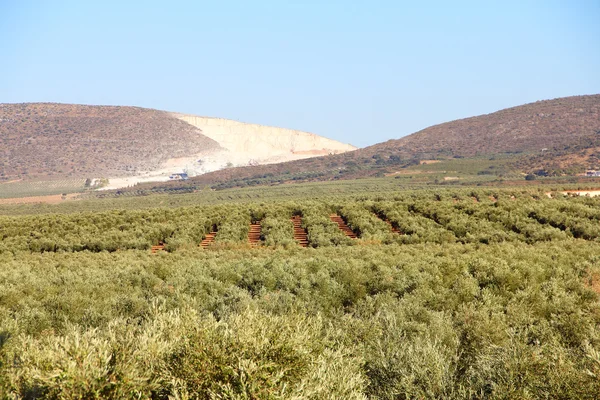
[101,113,356,190]
[171,113,356,166]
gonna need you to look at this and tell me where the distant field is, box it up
[0,178,85,198]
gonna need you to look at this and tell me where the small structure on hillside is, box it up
[586,170,600,177]
[169,172,189,180]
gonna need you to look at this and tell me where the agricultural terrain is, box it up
[1,95,600,398]
[1,183,600,398]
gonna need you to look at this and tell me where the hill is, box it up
[163,94,600,189]
[0,103,221,180]
[359,94,600,159]
[0,103,356,186]
[168,113,356,174]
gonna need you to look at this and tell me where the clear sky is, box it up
[1,0,599,147]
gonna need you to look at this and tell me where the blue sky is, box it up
[1,0,599,147]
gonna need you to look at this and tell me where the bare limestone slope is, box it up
[176,94,600,188]
[105,114,357,190]
[0,103,357,191]
[171,113,356,171]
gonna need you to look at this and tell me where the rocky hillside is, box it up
[174,95,600,188]
[360,94,600,160]
[0,103,356,183]
[0,103,221,180]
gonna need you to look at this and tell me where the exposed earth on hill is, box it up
[150,94,598,190]
[0,103,356,189]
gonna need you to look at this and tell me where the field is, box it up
[1,183,600,398]
[0,179,85,199]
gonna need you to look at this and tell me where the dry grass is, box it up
[589,272,600,295]
[0,193,80,204]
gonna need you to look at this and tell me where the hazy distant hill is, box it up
[181,95,600,188]
[0,103,221,180]
[359,94,600,159]
[0,103,356,183]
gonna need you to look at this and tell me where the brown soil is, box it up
[200,229,218,249]
[384,219,402,234]
[151,244,165,253]
[330,214,357,239]
[0,193,80,204]
[291,215,308,247]
[248,222,262,246]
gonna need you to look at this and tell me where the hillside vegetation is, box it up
[368,94,600,158]
[169,95,600,189]
[0,103,221,180]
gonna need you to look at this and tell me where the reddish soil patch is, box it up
[248,222,262,246]
[373,214,402,234]
[330,214,357,239]
[384,219,402,234]
[151,244,165,253]
[291,215,308,247]
[200,228,218,249]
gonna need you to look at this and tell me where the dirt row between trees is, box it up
[292,216,308,247]
[248,222,262,246]
[329,214,357,239]
[381,218,402,234]
[200,228,218,248]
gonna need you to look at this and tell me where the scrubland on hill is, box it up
[0,103,222,180]
[0,103,355,186]
[176,95,600,189]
